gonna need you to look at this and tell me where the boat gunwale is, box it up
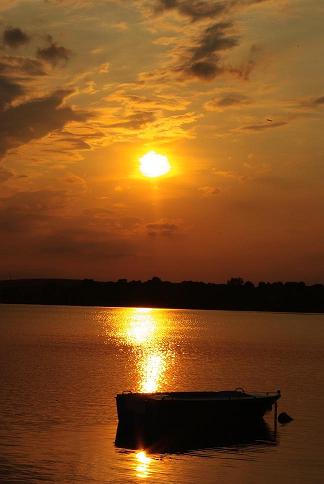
[116,390,281,402]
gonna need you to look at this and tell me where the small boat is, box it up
[116,388,281,429]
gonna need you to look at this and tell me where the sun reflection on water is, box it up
[141,352,166,393]
[135,451,152,479]
[98,307,175,394]
[122,308,173,393]
[126,309,156,345]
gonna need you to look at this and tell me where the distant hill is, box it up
[0,277,323,312]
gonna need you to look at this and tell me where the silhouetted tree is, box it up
[227,277,244,286]
[0,278,323,312]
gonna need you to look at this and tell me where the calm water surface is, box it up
[1,304,324,483]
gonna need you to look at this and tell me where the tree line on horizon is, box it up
[0,277,323,312]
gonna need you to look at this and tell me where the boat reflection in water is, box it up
[115,417,277,455]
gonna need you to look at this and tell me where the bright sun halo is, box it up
[139,151,171,178]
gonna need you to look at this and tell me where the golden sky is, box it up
[0,0,323,282]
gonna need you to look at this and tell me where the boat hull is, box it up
[116,390,280,430]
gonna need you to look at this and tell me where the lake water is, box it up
[1,304,324,483]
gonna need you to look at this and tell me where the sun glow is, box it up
[139,151,171,178]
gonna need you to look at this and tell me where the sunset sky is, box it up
[0,0,323,283]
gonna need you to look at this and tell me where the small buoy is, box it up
[278,412,293,424]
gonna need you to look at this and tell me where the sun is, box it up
[139,151,171,178]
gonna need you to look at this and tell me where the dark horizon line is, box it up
[0,277,323,313]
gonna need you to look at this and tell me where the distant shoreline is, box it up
[1,278,323,313]
[0,302,323,315]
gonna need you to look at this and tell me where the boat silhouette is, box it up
[115,389,280,454]
[116,389,280,426]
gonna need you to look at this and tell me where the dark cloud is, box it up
[182,21,239,80]
[0,54,46,109]
[217,92,250,106]
[313,96,324,106]
[188,60,222,79]
[153,0,269,22]
[298,95,324,111]
[109,111,156,130]
[3,27,30,48]
[242,120,288,131]
[205,91,250,110]
[152,2,267,81]
[234,44,263,79]
[47,134,91,151]
[0,89,88,158]
[36,36,71,66]
[192,22,238,60]
[0,55,46,76]
[154,0,230,22]
[146,222,179,237]
[0,75,25,110]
